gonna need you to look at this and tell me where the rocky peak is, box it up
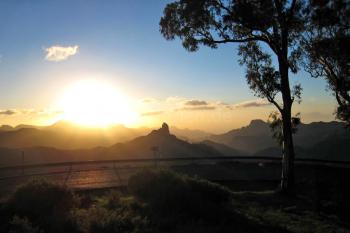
[149,122,170,136]
[161,122,170,134]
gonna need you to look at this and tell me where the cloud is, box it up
[141,98,157,104]
[233,99,271,109]
[141,111,164,116]
[0,109,63,116]
[45,45,79,61]
[0,109,18,115]
[184,100,208,106]
[138,96,271,114]
[177,106,216,111]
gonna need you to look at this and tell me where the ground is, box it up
[1,167,349,233]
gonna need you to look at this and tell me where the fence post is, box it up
[21,151,24,176]
[64,163,72,186]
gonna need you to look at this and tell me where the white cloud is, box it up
[45,45,79,61]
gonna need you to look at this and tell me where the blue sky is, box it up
[0,0,337,131]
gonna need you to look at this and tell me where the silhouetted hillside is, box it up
[208,120,275,154]
[0,121,213,149]
[209,120,350,154]
[102,123,222,159]
[200,140,245,156]
[1,120,349,164]
[0,123,224,165]
[0,121,150,149]
[171,126,213,142]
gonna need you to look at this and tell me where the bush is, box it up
[9,216,42,233]
[70,199,150,233]
[128,169,232,227]
[5,179,79,233]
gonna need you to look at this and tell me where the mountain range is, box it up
[0,123,228,166]
[0,119,349,165]
[208,119,350,161]
[0,121,211,149]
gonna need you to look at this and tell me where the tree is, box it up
[159,0,306,194]
[303,0,350,126]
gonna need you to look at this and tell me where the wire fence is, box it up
[0,156,349,191]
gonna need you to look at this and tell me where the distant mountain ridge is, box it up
[0,121,212,149]
[0,123,227,166]
[0,120,349,164]
[0,121,149,149]
[208,119,350,154]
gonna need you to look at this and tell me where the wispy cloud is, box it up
[138,97,271,115]
[184,100,208,106]
[0,109,63,116]
[177,106,216,111]
[141,111,164,116]
[0,109,18,115]
[45,45,79,61]
[233,99,271,109]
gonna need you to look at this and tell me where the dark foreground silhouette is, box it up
[0,169,349,233]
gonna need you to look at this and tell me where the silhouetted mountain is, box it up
[0,123,224,165]
[200,140,245,156]
[253,146,307,158]
[0,125,13,131]
[0,120,349,163]
[0,121,150,149]
[208,119,275,153]
[305,133,350,161]
[171,126,213,142]
[103,123,222,159]
[0,121,213,149]
[209,120,350,154]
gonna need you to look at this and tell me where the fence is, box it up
[0,156,349,191]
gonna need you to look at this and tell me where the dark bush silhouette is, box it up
[9,216,42,233]
[128,169,232,228]
[5,179,79,233]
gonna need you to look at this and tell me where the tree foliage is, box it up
[268,111,301,145]
[303,0,350,125]
[160,0,306,118]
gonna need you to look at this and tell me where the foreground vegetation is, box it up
[0,169,349,233]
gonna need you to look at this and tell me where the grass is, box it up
[231,191,350,233]
[0,169,349,233]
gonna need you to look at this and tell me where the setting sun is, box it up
[58,79,138,127]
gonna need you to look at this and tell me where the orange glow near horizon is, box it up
[58,79,138,127]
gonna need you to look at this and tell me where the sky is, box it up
[0,0,337,133]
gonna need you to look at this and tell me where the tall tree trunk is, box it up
[279,53,296,195]
[281,107,296,194]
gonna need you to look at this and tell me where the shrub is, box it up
[70,200,150,233]
[128,169,232,227]
[96,190,122,210]
[9,216,42,233]
[5,178,79,233]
